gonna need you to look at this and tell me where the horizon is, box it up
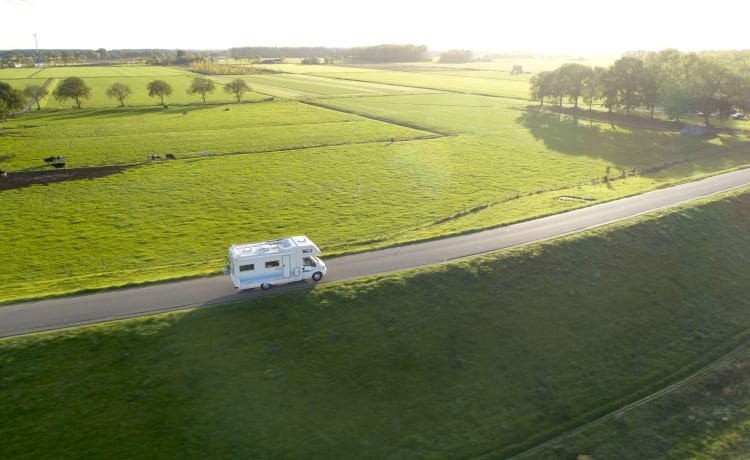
[2,0,750,57]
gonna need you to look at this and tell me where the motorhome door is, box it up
[283,255,291,278]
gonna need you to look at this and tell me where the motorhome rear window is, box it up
[239,264,254,272]
[265,260,280,268]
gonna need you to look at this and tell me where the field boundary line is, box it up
[300,100,452,136]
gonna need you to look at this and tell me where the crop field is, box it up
[2,187,750,458]
[2,61,750,303]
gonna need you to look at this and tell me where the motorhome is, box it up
[225,235,327,290]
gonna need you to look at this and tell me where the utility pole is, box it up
[33,34,40,65]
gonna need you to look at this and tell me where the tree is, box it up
[0,81,25,120]
[187,76,215,103]
[557,63,592,109]
[147,79,173,105]
[639,65,661,118]
[52,77,90,109]
[599,67,619,113]
[439,49,474,63]
[548,68,566,108]
[224,78,250,102]
[582,66,605,111]
[650,50,694,122]
[529,71,553,106]
[612,57,644,115]
[723,71,750,117]
[689,56,729,125]
[643,48,684,117]
[105,82,132,107]
[23,84,48,111]
[660,80,691,122]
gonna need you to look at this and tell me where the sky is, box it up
[2,0,749,56]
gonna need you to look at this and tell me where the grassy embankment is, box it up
[1,64,748,305]
[2,187,750,459]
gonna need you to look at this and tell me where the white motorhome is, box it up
[225,235,327,290]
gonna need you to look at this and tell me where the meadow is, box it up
[3,58,750,458]
[2,187,750,459]
[1,63,749,303]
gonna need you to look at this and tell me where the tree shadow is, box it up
[31,104,228,122]
[516,108,725,170]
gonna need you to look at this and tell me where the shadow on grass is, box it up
[29,102,255,122]
[516,107,735,171]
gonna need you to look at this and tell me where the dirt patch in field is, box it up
[0,165,134,192]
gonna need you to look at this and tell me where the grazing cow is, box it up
[51,162,65,169]
[166,153,176,160]
[148,154,162,160]
[43,155,64,163]
[182,111,187,115]
[0,169,6,177]
[200,151,210,157]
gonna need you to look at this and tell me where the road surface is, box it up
[2,168,749,338]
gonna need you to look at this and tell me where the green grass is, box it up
[2,187,750,459]
[0,101,427,169]
[241,73,438,99]
[317,70,533,99]
[2,88,750,303]
[525,350,750,459]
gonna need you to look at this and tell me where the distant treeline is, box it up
[0,49,221,67]
[1,44,432,67]
[439,49,474,63]
[228,47,348,59]
[229,44,430,63]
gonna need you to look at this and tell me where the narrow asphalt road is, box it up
[2,168,749,338]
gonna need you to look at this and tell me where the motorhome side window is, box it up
[265,260,280,268]
[239,264,254,272]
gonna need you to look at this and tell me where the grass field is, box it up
[2,63,749,303]
[4,58,750,458]
[0,102,428,168]
[2,187,750,459]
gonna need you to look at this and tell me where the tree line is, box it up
[530,49,750,125]
[3,44,432,68]
[228,47,348,60]
[439,49,474,63]
[0,76,254,118]
[0,49,221,68]
[230,44,430,63]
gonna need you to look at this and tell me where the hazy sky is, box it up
[2,0,749,55]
